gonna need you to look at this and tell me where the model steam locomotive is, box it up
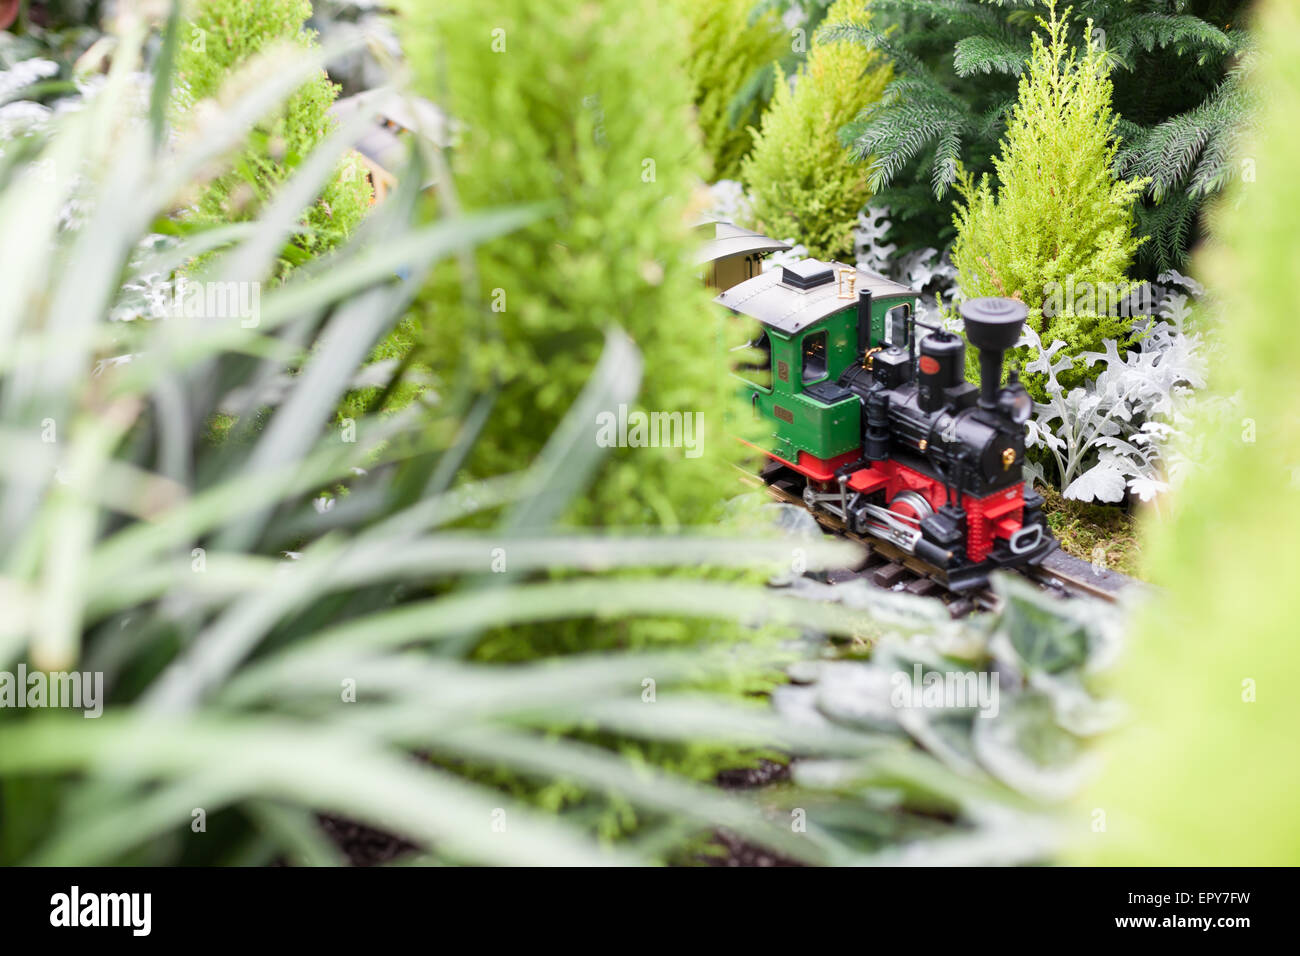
[702,226,1057,592]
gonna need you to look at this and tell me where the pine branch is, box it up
[953,34,1033,76]
[975,97,1015,139]
[725,61,777,127]
[878,73,971,112]
[1113,116,1145,148]
[1112,13,1238,59]
[1117,76,1251,201]
[1134,192,1199,273]
[849,98,968,193]
[930,126,963,197]
[868,0,1006,35]
[819,22,929,76]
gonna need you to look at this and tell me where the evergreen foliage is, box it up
[398,0,753,645]
[834,0,1251,273]
[175,0,371,274]
[678,0,788,181]
[741,0,891,260]
[1077,0,1300,865]
[397,0,795,831]
[949,3,1146,397]
[721,0,835,151]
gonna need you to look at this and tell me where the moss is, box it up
[1039,486,1141,578]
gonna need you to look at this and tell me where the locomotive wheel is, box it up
[888,490,934,524]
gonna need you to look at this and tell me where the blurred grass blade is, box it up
[505,327,643,533]
[229,578,878,685]
[149,0,183,150]
[0,717,637,866]
[87,533,859,618]
[213,93,393,287]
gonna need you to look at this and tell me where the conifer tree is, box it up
[741,0,891,260]
[399,0,745,630]
[949,3,1146,397]
[834,0,1250,274]
[175,0,372,274]
[678,0,789,181]
[395,0,792,830]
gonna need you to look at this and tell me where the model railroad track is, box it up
[740,467,1131,616]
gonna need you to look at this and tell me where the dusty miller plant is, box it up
[856,204,957,300]
[1022,274,1208,503]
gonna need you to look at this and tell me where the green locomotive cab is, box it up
[715,259,917,471]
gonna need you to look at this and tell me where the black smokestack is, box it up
[856,289,873,360]
[960,297,1028,409]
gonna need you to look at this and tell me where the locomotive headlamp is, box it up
[998,384,1033,425]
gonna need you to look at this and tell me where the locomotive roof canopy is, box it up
[713,258,915,334]
[692,221,792,265]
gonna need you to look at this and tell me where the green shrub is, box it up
[741,0,891,259]
[395,0,795,827]
[677,0,788,182]
[1074,0,1300,866]
[398,0,759,644]
[175,0,371,274]
[838,0,1251,274]
[949,3,1146,398]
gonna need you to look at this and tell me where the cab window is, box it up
[885,303,912,346]
[801,330,827,384]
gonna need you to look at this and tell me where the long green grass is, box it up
[0,8,888,866]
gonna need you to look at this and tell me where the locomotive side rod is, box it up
[736,468,1000,615]
[736,467,1127,613]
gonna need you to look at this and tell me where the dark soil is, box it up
[707,827,805,867]
[316,814,417,867]
[315,760,802,867]
[705,759,805,867]
[715,758,791,790]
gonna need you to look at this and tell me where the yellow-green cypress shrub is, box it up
[949,3,1146,397]
[398,0,752,652]
[740,0,891,260]
[1073,0,1300,866]
[175,0,371,274]
[395,0,793,834]
[678,0,788,182]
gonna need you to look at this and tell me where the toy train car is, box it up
[694,220,791,291]
[710,243,1057,591]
